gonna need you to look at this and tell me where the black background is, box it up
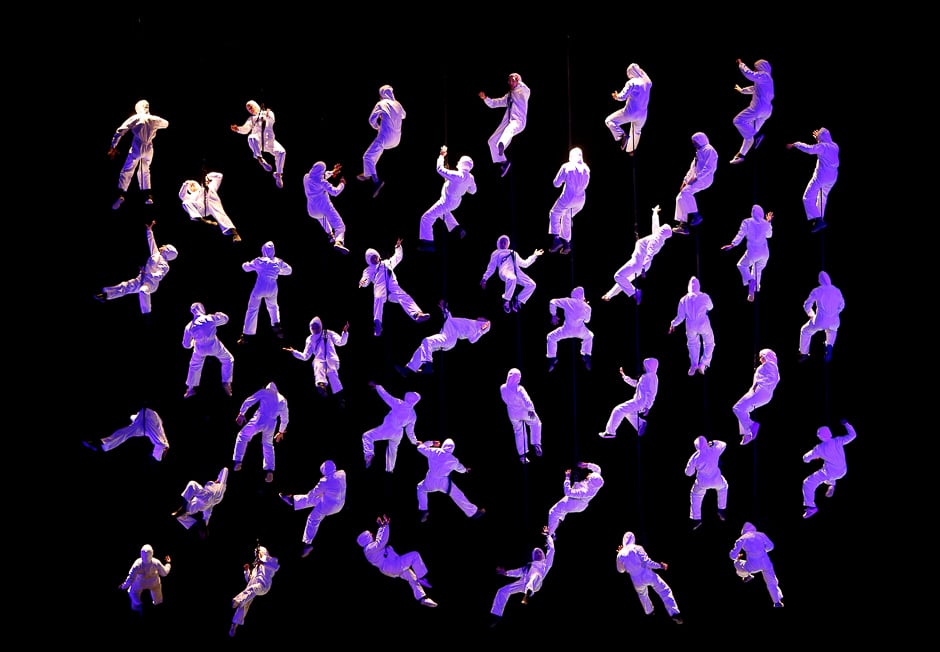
[59,11,889,646]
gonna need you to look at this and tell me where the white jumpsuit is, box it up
[604,63,652,153]
[233,382,289,472]
[500,368,543,458]
[416,439,480,518]
[178,172,237,235]
[241,241,293,337]
[616,532,681,617]
[361,385,420,472]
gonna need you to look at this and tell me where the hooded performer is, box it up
[730,59,774,164]
[119,544,171,613]
[279,459,347,557]
[683,437,728,528]
[673,132,718,234]
[601,205,671,305]
[415,438,485,522]
[489,528,556,625]
[481,234,543,313]
[182,302,234,399]
[233,381,289,483]
[230,100,286,188]
[547,146,591,254]
[616,531,683,623]
[362,383,421,472]
[239,240,293,344]
[733,348,780,444]
[284,316,348,403]
[729,522,783,608]
[669,276,715,375]
[109,99,169,209]
[304,160,349,253]
[172,467,229,534]
[500,368,543,464]
[604,63,652,154]
[599,358,660,438]
[230,544,280,637]
[359,239,430,336]
[398,299,491,375]
[95,221,177,314]
[357,515,437,607]
[417,147,477,252]
[479,72,530,175]
[721,204,774,302]
[787,127,840,232]
[546,286,594,372]
[178,171,240,241]
[799,271,846,362]
[357,84,406,197]
[801,419,856,518]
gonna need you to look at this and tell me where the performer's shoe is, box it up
[81,440,101,452]
[415,312,431,323]
[825,484,836,498]
[183,386,197,399]
[257,157,273,172]
[672,223,689,235]
[802,506,818,519]
[144,194,154,205]
[372,180,384,198]
[301,545,314,558]
[689,212,703,227]
[94,292,107,303]
[533,445,543,457]
[471,508,486,520]
[419,597,438,608]
[279,493,294,506]
[729,153,746,165]
[598,431,617,439]
[810,217,828,233]
[111,195,125,210]
[222,382,233,397]
[274,173,283,189]
[500,161,512,177]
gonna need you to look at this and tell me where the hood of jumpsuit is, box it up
[742,522,757,534]
[404,391,421,406]
[694,435,709,451]
[571,286,585,301]
[509,72,523,85]
[266,381,279,393]
[622,531,636,546]
[817,426,833,441]
[758,348,778,365]
[365,248,380,265]
[751,204,766,221]
[818,271,831,286]
[506,368,522,386]
[441,438,456,453]
[320,459,336,475]
[569,147,584,164]
[755,59,772,73]
[643,357,659,374]
[457,156,474,172]
[190,302,206,317]
[262,241,276,258]
[626,63,643,79]
[309,316,323,334]
[356,531,373,547]
[816,128,833,143]
[311,161,327,177]
[496,235,510,250]
[691,132,710,149]
[532,547,545,561]
[379,84,395,100]
[689,276,701,293]
[246,100,261,114]
[140,544,154,563]
[161,244,178,261]
[135,99,150,114]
